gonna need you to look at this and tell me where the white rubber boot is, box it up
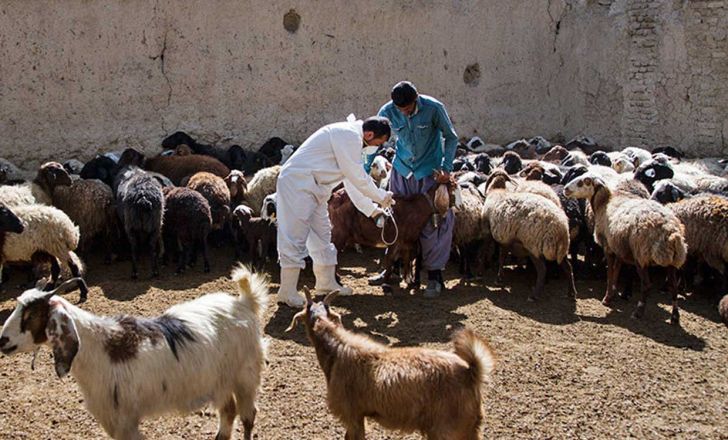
[314,264,353,296]
[275,267,306,308]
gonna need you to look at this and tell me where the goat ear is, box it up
[323,290,340,306]
[285,310,306,332]
[45,302,79,378]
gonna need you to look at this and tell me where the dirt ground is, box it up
[0,246,726,439]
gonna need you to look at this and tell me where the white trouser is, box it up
[277,176,338,269]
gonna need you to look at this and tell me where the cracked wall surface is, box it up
[0,0,726,169]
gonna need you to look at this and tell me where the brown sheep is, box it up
[119,148,230,186]
[287,289,496,440]
[185,172,231,231]
[719,294,728,327]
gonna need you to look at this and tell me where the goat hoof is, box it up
[204,265,210,273]
[382,284,394,296]
[670,311,680,325]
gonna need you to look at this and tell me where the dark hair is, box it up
[362,116,391,139]
[391,81,418,107]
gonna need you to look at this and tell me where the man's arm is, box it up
[343,179,378,217]
[330,130,387,203]
[435,104,458,172]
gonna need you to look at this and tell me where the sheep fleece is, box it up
[669,194,728,272]
[483,191,569,262]
[595,197,686,268]
[2,204,79,262]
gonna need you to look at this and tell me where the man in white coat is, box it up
[276,115,395,307]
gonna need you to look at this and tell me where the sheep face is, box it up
[501,152,522,174]
[225,170,247,198]
[563,174,601,199]
[39,162,73,188]
[613,157,635,174]
[261,194,277,220]
[0,278,86,377]
[0,204,24,233]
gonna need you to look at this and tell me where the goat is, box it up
[329,175,459,293]
[287,288,496,440]
[0,267,268,440]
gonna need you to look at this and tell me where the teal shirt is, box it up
[378,95,458,180]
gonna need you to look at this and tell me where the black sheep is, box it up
[113,165,165,279]
[589,151,612,167]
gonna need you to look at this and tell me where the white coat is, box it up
[277,115,388,269]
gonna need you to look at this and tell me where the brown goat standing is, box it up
[287,288,496,440]
[329,177,458,293]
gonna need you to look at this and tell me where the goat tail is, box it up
[452,328,496,385]
[231,264,269,321]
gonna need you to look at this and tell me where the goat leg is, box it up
[344,418,366,440]
[215,396,237,440]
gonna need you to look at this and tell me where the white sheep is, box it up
[243,165,280,216]
[0,265,268,440]
[452,183,487,279]
[0,202,87,299]
[0,162,72,207]
[621,147,652,167]
[564,172,686,323]
[482,170,576,301]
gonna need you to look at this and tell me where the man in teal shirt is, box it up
[374,81,458,297]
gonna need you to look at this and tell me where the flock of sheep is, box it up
[0,131,727,439]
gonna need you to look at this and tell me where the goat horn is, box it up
[323,290,340,306]
[285,310,306,332]
[50,277,87,297]
[301,286,313,303]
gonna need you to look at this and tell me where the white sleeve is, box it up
[343,179,377,217]
[330,129,387,203]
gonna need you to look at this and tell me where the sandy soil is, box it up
[0,247,726,439]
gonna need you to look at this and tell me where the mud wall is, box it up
[0,0,726,169]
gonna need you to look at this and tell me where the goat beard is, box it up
[434,185,450,214]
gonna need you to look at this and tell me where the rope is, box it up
[379,207,399,246]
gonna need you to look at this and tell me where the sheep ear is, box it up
[45,302,79,378]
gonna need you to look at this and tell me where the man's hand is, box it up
[370,207,386,218]
[433,170,451,184]
[380,191,396,209]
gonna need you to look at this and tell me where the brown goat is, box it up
[329,177,458,292]
[287,289,496,440]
